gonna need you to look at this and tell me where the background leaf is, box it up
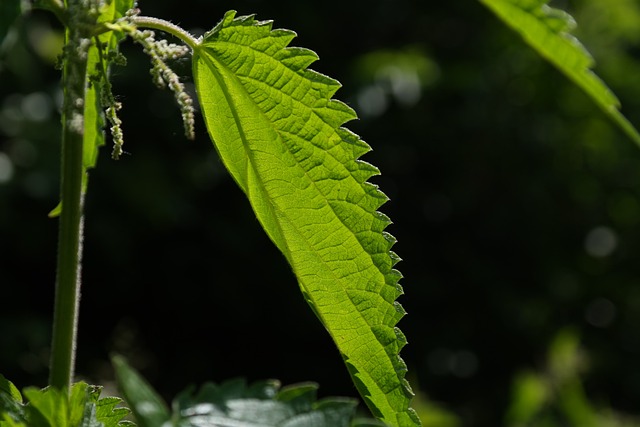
[114,358,381,427]
[112,355,170,427]
[193,10,419,426]
[174,379,362,427]
[479,0,640,146]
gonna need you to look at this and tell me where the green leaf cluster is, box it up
[504,330,640,427]
[0,374,132,427]
[112,356,384,427]
[192,10,419,426]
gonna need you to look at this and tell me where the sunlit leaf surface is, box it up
[193,10,420,426]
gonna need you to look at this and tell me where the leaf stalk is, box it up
[130,15,200,50]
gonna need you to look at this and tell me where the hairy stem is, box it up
[49,1,92,392]
[131,15,200,50]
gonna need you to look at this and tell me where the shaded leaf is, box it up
[0,375,21,404]
[193,10,419,426]
[112,355,170,427]
[480,0,640,146]
[0,374,25,426]
[113,357,384,427]
[0,380,131,427]
[174,378,381,427]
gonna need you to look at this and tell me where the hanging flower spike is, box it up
[129,28,195,140]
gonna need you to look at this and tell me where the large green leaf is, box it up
[479,0,640,146]
[193,11,419,427]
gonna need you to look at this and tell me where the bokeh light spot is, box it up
[584,226,618,258]
[21,92,52,122]
[0,153,14,184]
[585,298,617,328]
[357,85,387,117]
[450,350,478,378]
[428,348,478,378]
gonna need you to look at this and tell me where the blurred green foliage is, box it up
[2,1,640,426]
[505,329,640,427]
[113,355,387,427]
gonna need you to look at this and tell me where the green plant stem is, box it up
[131,15,199,50]
[49,5,91,392]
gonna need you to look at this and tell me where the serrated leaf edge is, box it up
[194,10,420,426]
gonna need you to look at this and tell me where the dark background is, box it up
[3,1,640,425]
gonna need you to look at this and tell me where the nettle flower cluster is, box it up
[100,8,195,159]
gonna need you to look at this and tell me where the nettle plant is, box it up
[1,0,639,426]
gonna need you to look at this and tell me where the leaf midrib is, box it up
[203,40,355,172]
[198,44,389,281]
[196,46,402,414]
[201,40,394,287]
